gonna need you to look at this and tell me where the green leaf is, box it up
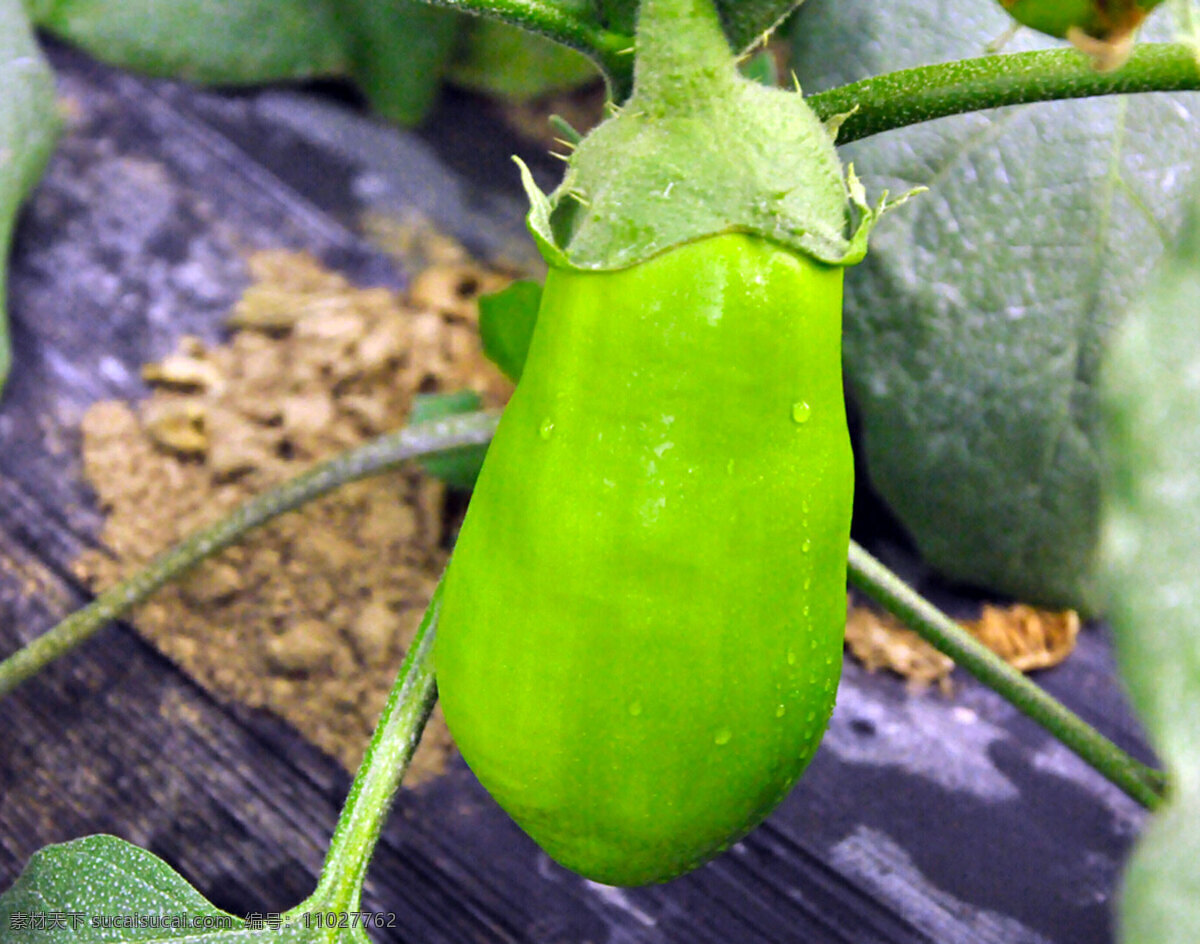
[23,0,458,126]
[717,0,806,51]
[334,0,459,126]
[0,834,243,941]
[1100,201,1200,763]
[1117,800,1200,944]
[24,0,350,84]
[0,834,376,942]
[410,391,488,489]
[21,0,805,129]
[1,0,59,396]
[739,48,780,87]
[445,17,598,102]
[479,280,541,382]
[792,1,1200,611]
[1100,200,1200,944]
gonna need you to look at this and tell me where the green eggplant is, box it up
[435,232,852,885]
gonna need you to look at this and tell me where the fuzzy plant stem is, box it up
[407,0,1200,126]
[808,43,1200,143]
[849,541,1166,809]
[291,581,445,917]
[414,0,635,97]
[402,0,1200,121]
[0,412,500,699]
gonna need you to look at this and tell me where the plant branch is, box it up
[0,412,500,699]
[810,43,1200,145]
[294,580,444,916]
[848,541,1167,809]
[415,0,635,98]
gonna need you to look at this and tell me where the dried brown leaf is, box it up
[845,598,1081,693]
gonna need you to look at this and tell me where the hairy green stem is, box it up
[0,412,500,699]
[810,43,1200,145]
[405,4,1199,129]
[848,541,1167,809]
[415,0,635,97]
[293,582,444,916]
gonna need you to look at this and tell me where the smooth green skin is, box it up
[435,233,852,886]
[1004,0,1164,39]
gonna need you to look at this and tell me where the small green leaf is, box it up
[411,391,488,489]
[738,49,779,87]
[479,280,542,382]
[1101,200,1200,943]
[335,0,459,126]
[445,18,598,102]
[0,834,378,942]
[717,0,806,50]
[548,114,584,147]
[0,834,242,942]
[1,0,59,395]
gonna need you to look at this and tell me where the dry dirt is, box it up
[74,238,512,780]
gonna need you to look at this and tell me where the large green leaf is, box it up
[23,0,456,125]
[22,0,804,129]
[792,2,1199,611]
[0,834,368,943]
[24,0,350,83]
[1100,200,1200,944]
[1,0,59,395]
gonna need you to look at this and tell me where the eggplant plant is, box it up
[0,0,1198,940]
